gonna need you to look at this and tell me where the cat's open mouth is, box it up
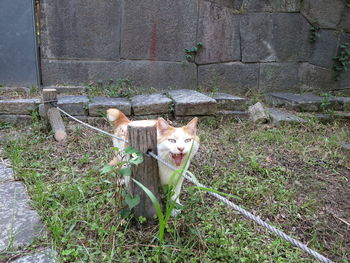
[171,153,185,166]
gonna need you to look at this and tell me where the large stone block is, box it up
[57,96,89,116]
[196,1,241,64]
[40,0,121,60]
[198,62,259,94]
[116,61,197,90]
[0,99,40,115]
[168,89,217,116]
[268,108,306,124]
[41,60,197,90]
[41,60,122,85]
[265,92,349,112]
[89,97,131,117]
[0,182,43,251]
[238,0,300,12]
[299,63,335,92]
[265,92,322,111]
[310,30,340,68]
[301,0,344,29]
[211,93,248,111]
[240,13,311,62]
[339,8,350,33]
[259,63,301,93]
[131,94,172,116]
[121,0,197,61]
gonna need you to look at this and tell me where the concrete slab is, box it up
[211,93,248,111]
[57,95,89,116]
[268,108,307,124]
[266,92,350,112]
[131,94,172,116]
[0,99,40,115]
[168,90,217,116]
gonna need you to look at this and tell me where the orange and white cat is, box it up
[107,108,200,209]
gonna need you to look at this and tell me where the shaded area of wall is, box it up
[40,0,350,94]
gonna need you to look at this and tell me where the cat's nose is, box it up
[177,147,184,152]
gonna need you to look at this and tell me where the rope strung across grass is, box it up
[56,107,335,263]
[149,152,335,263]
[56,107,127,143]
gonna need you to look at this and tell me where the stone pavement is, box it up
[0,154,56,263]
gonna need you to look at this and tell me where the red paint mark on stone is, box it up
[149,22,157,61]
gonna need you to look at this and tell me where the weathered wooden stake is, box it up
[43,88,67,142]
[127,121,162,219]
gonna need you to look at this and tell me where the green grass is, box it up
[0,117,349,262]
[87,78,147,99]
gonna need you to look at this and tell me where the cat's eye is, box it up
[185,138,192,143]
[168,139,176,143]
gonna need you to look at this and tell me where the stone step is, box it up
[57,95,89,116]
[131,94,172,116]
[268,108,307,124]
[168,89,217,116]
[0,99,40,115]
[265,92,350,112]
[210,93,249,111]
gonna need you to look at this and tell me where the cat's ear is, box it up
[185,117,198,135]
[157,117,170,134]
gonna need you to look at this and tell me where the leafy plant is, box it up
[320,92,333,112]
[333,43,350,81]
[133,142,196,245]
[309,24,320,44]
[100,146,143,217]
[185,42,203,62]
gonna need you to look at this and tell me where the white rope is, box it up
[56,107,127,143]
[55,107,335,263]
[148,152,336,263]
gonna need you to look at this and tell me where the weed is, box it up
[320,92,333,113]
[30,85,39,95]
[309,24,320,44]
[0,122,14,130]
[184,42,203,62]
[333,43,350,81]
[87,78,138,98]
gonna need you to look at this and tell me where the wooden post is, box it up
[43,88,57,121]
[43,88,67,142]
[127,121,162,219]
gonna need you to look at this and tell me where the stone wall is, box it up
[40,0,350,94]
